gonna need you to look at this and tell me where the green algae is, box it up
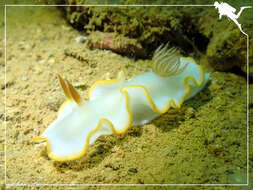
[63,1,191,55]
[62,0,252,76]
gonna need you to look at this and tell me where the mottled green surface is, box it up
[61,0,252,75]
[64,1,198,55]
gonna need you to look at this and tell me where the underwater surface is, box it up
[0,0,252,190]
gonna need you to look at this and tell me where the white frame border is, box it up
[3,3,250,188]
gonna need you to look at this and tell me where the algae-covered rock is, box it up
[206,24,249,72]
[59,0,252,76]
[192,0,253,75]
[59,0,200,56]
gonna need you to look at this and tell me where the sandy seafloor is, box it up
[0,5,252,190]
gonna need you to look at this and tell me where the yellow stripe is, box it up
[88,71,125,99]
[57,100,71,116]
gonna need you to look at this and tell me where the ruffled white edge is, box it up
[34,57,208,161]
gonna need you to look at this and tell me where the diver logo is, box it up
[214,1,251,35]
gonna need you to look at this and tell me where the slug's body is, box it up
[34,46,209,161]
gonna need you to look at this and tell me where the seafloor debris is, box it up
[63,48,88,63]
[75,35,87,43]
[86,31,146,57]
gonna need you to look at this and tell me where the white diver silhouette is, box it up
[214,1,251,35]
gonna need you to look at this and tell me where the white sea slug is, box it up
[34,45,210,161]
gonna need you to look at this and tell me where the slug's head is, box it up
[152,44,188,77]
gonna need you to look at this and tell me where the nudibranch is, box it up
[34,44,209,161]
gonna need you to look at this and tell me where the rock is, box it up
[75,35,87,43]
[48,58,55,64]
[128,168,138,173]
[22,76,28,81]
[195,3,253,76]
[60,0,252,76]
[73,82,88,90]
